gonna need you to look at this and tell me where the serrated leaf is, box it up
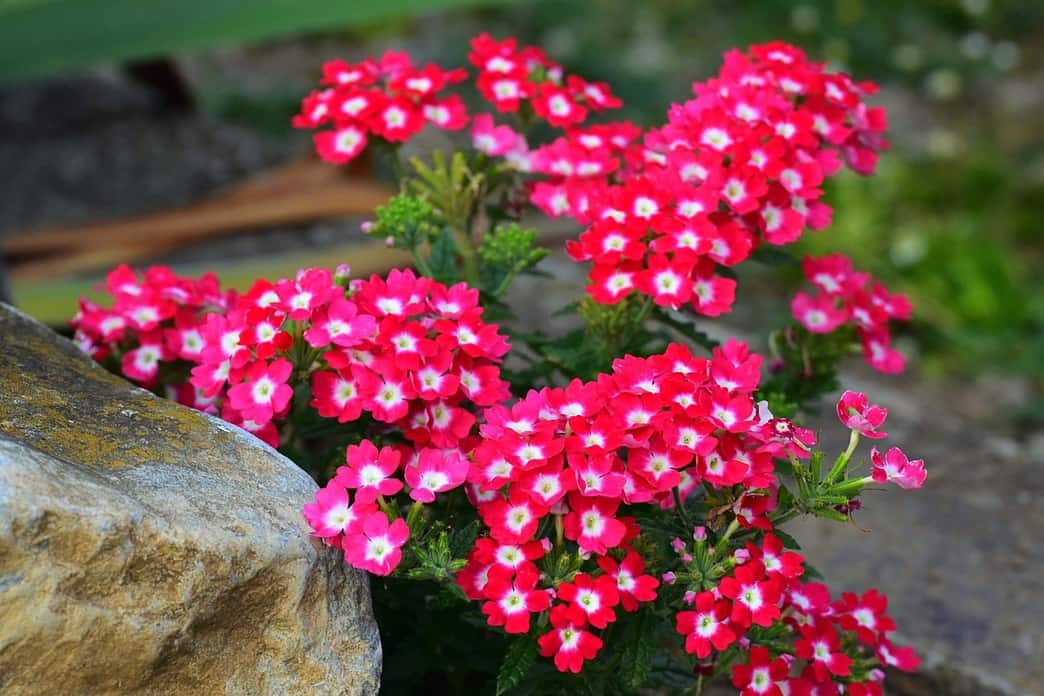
[496,635,539,696]
[428,227,460,284]
[618,609,658,691]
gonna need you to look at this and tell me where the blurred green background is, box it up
[2,0,1042,423]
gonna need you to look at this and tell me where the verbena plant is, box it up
[72,36,924,695]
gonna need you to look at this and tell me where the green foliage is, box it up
[496,633,540,696]
[478,223,550,298]
[616,609,658,692]
[428,226,462,284]
[0,0,508,82]
[409,151,484,232]
[759,325,854,417]
[369,193,443,250]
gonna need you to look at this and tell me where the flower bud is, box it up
[334,264,352,285]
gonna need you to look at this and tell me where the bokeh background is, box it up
[1,2,1041,693]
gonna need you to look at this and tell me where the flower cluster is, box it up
[675,535,919,695]
[293,50,469,164]
[551,42,886,322]
[469,33,621,126]
[188,267,511,447]
[70,264,231,390]
[792,254,912,373]
[75,35,930,696]
[303,341,924,683]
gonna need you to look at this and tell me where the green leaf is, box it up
[618,609,658,691]
[0,0,508,82]
[653,309,720,351]
[772,528,802,550]
[751,246,799,266]
[803,562,825,581]
[496,635,539,696]
[428,227,460,284]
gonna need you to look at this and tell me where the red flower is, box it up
[731,646,789,696]
[596,552,659,611]
[538,604,604,673]
[675,591,737,658]
[556,572,620,628]
[481,565,550,634]
[794,622,853,681]
[562,494,627,554]
[719,561,782,628]
[835,588,896,645]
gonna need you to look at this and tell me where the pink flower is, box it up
[791,291,848,333]
[303,298,376,348]
[404,448,469,503]
[335,440,403,502]
[870,446,926,489]
[302,483,375,539]
[471,113,522,156]
[836,390,888,438]
[343,511,410,576]
[562,494,627,555]
[226,358,294,424]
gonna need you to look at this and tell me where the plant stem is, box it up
[410,249,435,278]
[826,429,861,484]
[452,225,480,287]
[673,487,692,528]
[389,145,406,189]
[491,263,523,298]
[714,518,741,555]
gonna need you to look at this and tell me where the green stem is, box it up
[405,500,425,530]
[491,263,523,298]
[635,295,655,326]
[452,225,480,287]
[376,495,397,520]
[554,514,564,548]
[714,518,741,555]
[672,487,693,528]
[389,145,406,189]
[410,249,435,279]
[826,429,861,484]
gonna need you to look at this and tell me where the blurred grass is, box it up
[14,243,410,325]
[0,0,509,82]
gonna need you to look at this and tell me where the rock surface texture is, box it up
[0,303,381,695]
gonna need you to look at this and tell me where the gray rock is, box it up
[0,303,381,695]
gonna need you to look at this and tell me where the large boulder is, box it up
[0,303,381,695]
